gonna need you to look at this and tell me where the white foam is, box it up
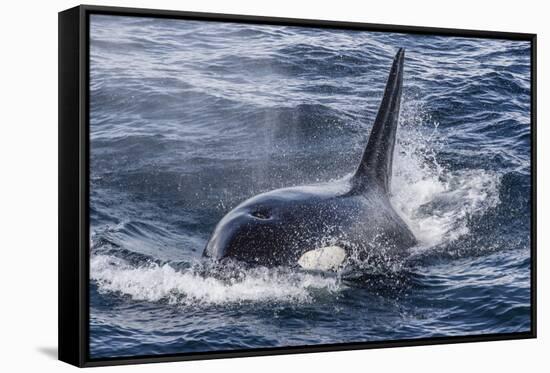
[391,102,501,249]
[91,254,343,305]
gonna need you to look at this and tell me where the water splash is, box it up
[391,99,501,250]
[91,254,344,306]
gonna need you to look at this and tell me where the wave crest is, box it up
[91,254,344,306]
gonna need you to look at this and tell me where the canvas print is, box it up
[88,14,532,358]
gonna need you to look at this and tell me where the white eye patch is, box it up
[298,246,346,271]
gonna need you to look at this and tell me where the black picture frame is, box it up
[59,4,537,368]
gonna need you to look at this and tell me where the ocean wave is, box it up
[91,254,344,306]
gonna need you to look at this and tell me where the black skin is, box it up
[203,176,416,267]
[203,48,416,268]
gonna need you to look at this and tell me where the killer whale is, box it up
[203,48,416,268]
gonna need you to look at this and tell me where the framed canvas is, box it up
[58,5,537,367]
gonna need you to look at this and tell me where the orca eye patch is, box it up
[251,208,271,220]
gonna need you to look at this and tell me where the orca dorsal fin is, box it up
[352,48,405,195]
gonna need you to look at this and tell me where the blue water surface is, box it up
[88,15,532,358]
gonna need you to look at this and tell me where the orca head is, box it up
[203,190,329,267]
